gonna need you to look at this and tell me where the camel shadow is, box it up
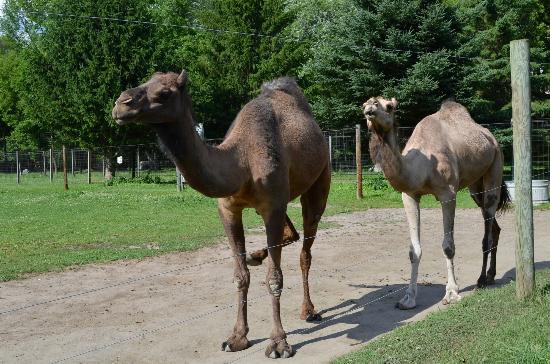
[287,282,445,352]
[461,260,550,292]
[289,261,550,354]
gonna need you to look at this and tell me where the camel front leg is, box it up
[441,197,461,304]
[218,200,250,353]
[261,207,294,359]
[398,193,422,310]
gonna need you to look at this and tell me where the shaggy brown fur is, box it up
[113,71,331,359]
[363,97,509,310]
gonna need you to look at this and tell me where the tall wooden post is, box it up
[87,150,91,184]
[49,148,53,182]
[62,145,69,191]
[15,150,20,184]
[356,124,363,199]
[510,39,535,299]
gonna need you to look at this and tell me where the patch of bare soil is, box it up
[1,209,549,364]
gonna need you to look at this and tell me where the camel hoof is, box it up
[395,301,416,310]
[265,338,294,359]
[305,313,322,322]
[221,336,250,352]
[477,275,487,288]
[442,292,461,305]
[245,253,263,266]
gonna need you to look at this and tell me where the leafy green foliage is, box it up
[1,0,159,149]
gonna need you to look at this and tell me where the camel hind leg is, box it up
[299,164,330,321]
[469,170,503,288]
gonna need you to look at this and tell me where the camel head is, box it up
[112,70,188,125]
[362,97,398,135]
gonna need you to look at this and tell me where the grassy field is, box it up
[0,171,545,281]
[334,269,550,364]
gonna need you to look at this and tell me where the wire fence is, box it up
[1,123,549,187]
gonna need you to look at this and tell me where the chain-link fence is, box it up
[1,123,549,187]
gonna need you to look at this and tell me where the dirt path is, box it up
[1,209,549,364]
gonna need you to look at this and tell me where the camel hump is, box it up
[261,76,301,95]
[261,77,312,114]
[438,100,475,123]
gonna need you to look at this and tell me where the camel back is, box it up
[261,77,312,115]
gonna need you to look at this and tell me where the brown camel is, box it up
[362,97,509,309]
[112,71,331,358]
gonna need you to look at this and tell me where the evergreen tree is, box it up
[1,0,158,153]
[295,0,463,129]
[456,0,549,122]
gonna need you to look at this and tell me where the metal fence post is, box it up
[49,148,53,182]
[510,39,535,300]
[328,135,332,168]
[15,150,20,184]
[71,149,75,176]
[42,151,46,175]
[62,146,68,191]
[356,124,363,199]
[137,145,140,177]
[176,168,183,192]
[87,149,91,184]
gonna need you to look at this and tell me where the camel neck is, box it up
[369,129,411,192]
[153,98,243,197]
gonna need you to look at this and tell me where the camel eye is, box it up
[386,104,393,112]
[158,89,172,100]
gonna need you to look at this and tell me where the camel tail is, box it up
[497,181,511,213]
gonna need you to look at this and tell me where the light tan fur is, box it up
[113,71,330,358]
[363,97,509,309]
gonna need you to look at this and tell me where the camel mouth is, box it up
[112,108,140,125]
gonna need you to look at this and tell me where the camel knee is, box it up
[409,244,422,263]
[234,269,250,291]
[442,238,455,259]
[267,270,283,297]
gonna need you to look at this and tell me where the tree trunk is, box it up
[104,154,116,180]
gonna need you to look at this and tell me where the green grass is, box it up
[335,269,550,364]
[0,171,505,281]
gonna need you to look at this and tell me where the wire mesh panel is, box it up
[0,123,548,186]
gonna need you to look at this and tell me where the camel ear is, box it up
[176,70,188,88]
[391,98,398,109]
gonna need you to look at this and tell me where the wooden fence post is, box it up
[15,150,20,184]
[356,124,363,199]
[49,148,53,182]
[510,39,535,299]
[87,149,91,184]
[62,145,68,191]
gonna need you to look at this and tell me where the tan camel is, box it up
[362,97,509,309]
[112,71,331,358]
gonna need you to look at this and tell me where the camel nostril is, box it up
[120,98,133,105]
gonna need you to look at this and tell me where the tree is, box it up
[167,0,304,137]
[293,0,462,129]
[455,0,549,122]
[1,0,160,177]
